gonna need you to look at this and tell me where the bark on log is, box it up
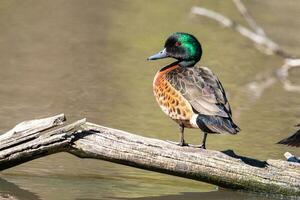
[0,115,299,197]
[0,114,85,171]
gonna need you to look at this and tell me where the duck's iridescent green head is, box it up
[148,32,202,68]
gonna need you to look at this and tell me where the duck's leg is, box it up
[199,132,208,149]
[178,124,188,146]
[167,124,188,146]
[188,132,207,149]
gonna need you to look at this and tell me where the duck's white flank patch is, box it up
[190,114,199,128]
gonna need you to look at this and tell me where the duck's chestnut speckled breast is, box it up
[153,65,194,128]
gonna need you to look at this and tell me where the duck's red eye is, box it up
[175,41,181,46]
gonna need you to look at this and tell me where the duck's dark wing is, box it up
[278,128,300,147]
[165,66,232,118]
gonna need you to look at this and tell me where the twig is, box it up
[277,59,300,92]
[191,6,289,57]
[232,0,265,36]
[191,4,300,96]
[233,0,300,93]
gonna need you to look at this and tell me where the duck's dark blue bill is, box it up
[147,48,168,60]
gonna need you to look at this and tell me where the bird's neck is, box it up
[154,62,179,87]
[178,60,197,68]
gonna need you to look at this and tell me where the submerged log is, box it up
[0,114,299,196]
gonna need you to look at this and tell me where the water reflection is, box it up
[128,190,296,200]
[0,0,300,199]
[0,177,40,200]
[0,170,215,200]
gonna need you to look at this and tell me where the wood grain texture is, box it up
[0,114,299,196]
[71,122,300,196]
[0,115,85,171]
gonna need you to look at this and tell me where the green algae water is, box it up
[0,0,299,199]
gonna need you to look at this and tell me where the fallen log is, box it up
[0,114,299,196]
[0,114,85,171]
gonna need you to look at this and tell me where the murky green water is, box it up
[0,0,299,199]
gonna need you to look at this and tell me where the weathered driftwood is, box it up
[0,114,299,196]
[0,114,86,170]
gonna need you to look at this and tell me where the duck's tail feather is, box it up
[196,114,240,134]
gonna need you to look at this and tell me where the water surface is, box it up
[0,0,299,199]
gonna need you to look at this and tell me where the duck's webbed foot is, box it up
[167,124,190,147]
[179,140,189,147]
[184,143,206,149]
[199,143,206,149]
[195,143,206,149]
[195,132,208,149]
[166,140,189,147]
